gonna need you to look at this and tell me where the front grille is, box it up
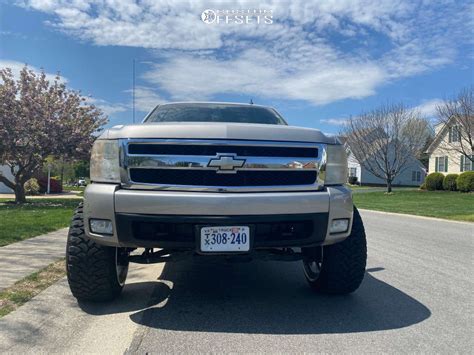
[128,143,317,158]
[122,139,325,191]
[129,169,317,186]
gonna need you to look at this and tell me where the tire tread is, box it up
[307,207,367,294]
[66,203,124,301]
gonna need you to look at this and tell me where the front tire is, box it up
[302,207,367,294]
[66,203,129,302]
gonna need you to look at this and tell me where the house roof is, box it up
[337,135,348,145]
[337,129,389,163]
[425,116,454,154]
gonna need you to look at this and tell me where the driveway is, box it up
[1,210,473,353]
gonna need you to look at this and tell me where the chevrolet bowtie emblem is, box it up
[208,154,246,173]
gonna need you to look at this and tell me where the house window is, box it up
[435,156,448,172]
[412,171,421,182]
[349,167,357,177]
[449,126,460,143]
[460,155,473,172]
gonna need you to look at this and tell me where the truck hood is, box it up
[100,122,338,144]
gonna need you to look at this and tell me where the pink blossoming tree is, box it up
[0,66,107,203]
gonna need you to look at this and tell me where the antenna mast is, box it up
[132,59,136,123]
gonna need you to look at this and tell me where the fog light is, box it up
[330,219,349,234]
[90,219,113,235]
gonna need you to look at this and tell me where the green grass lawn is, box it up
[0,259,66,318]
[0,199,80,246]
[346,184,372,190]
[347,185,417,192]
[353,190,474,222]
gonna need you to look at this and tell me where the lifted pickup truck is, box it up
[66,102,367,301]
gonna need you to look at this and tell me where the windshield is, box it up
[144,103,287,125]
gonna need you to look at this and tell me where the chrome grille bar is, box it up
[126,155,318,171]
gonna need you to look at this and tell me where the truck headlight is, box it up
[90,140,120,183]
[324,144,348,185]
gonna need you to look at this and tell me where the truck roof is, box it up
[156,101,272,109]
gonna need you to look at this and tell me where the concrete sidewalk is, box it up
[0,192,82,199]
[0,228,68,291]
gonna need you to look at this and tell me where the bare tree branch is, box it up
[342,103,430,192]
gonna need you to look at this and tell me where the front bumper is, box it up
[83,184,353,249]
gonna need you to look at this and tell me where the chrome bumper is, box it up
[83,183,353,247]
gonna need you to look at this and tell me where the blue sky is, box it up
[0,0,473,133]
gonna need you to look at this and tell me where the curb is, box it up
[358,209,474,225]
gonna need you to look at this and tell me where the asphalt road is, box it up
[1,210,473,353]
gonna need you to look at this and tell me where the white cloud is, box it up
[321,100,444,126]
[143,49,385,105]
[18,0,471,106]
[20,0,418,49]
[85,86,167,118]
[133,86,166,113]
[411,99,444,119]
[84,96,128,116]
[320,118,349,126]
[124,85,166,113]
[0,59,67,83]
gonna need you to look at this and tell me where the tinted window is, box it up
[145,104,287,125]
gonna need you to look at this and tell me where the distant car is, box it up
[77,179,87,187]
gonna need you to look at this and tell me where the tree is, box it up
[73,160,90,180]
[436,87,473,163]
[0,66,107,203]
[342,103,430,193]
[41,156,76,185]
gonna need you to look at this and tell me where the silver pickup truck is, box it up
[66,102,367,302]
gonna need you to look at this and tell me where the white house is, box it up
[425,121,473,174]
[0,165,14,193]
[341,137,426,186]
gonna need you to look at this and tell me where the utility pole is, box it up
[47,163,52,194]
[132,59,136,124]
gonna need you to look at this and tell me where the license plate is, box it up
[200,226,250,252]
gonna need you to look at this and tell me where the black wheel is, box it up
[66,203,129,302]
[302,206,367,294]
